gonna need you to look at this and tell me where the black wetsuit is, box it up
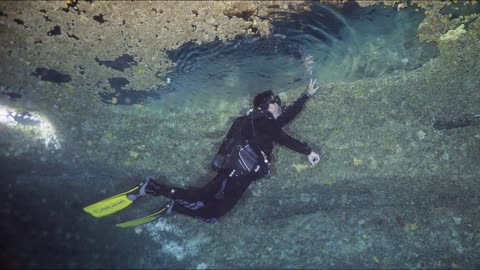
[151,93,312,223]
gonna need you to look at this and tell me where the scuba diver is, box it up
[84,79,321,227]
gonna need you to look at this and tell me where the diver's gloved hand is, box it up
[308,151,321,167]
[306,78,319,96]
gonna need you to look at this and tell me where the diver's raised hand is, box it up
[308,151,320,167]
[306,78,319,96]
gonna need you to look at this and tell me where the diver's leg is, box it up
[170,173,249,221]
[162,174,229,220]
[206,171,267,218]
[170,203,218,223]
[170,168,269,221]
[145,179,205,202]
[146,174,226,201]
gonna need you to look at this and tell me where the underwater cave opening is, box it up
[105,2,439,113]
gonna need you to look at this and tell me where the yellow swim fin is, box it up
[84,177,156,218]
[116,201,173,228]
[83,186,140,218]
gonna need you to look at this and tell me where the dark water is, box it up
[1,2,448,269]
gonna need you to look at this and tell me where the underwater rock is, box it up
[1,91,22,101]
[223,2,257,20]
[98,88,159,105]
[93,14,107,24]
[95,54,137,72]
[13,18,26,28]
[31,68,72,83]
[47,25,61,36]
[67,33,80,40]
[0,1,283,91]
[418,11,449,42]
[433,115,479,130]
[108,77,129,91]
[440,24,466,41]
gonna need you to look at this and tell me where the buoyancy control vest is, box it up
[211,110,268,176]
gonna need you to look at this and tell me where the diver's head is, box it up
[254,90,282,119]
